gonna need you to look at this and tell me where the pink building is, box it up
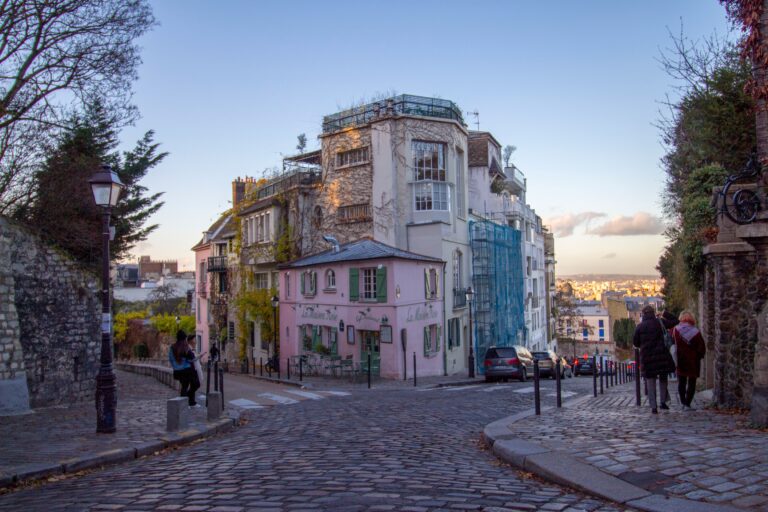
[279,239,447,379]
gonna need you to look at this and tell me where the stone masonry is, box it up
[0,216,100,411]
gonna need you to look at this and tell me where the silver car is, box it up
[483,345,534,382]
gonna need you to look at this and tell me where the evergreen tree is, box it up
[19,102,166,269]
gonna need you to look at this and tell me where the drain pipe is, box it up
[442,262,448,376]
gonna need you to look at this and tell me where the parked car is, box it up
[532,350,559,379]
[574,358,596,376]
[483,345,534,382]
[559,357,573,378]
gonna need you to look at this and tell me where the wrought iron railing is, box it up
[207,256,227,272]
[254,167,321,200]
[322,94,465,133]
[338,204,372,223]
[453,288,467,309]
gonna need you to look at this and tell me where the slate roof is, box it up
[280,238,443,268]
[191,214,233,250]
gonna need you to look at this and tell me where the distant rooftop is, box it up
[280,238,443,268]
[322,94,465,134]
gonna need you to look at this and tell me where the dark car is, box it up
[574,358,596,376]
[532,350,559,379]
[483,345,534,382]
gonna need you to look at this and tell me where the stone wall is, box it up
[0,217,100,410]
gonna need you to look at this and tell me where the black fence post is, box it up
[555,359,562,408]
[299,357,303,382]
[277,358,281,380]
[219,368,224,410]
[592,356,597,397]
[367,353,371,389]
[413,352,417,387]
[260,357,263,377]
[534,359,541,415]
[635,348,642,406]
[206,360,211,395]
[600,359,604,394]
[287,358,291,380]
[214,361,219,392]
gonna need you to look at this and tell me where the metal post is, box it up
[413,351,417,387]
[219,368,224,411]
[277,357,280,380]
[600,359,604,394]
[300,357,303,382]
[555,358,562,408]
[592,356,597,397]
[206,360,211,395]
[244,357,249,374]
[634,348,641,406]
[534,359,541,415]
[260,357,263,377]
[95,210,117,433]
[367,353,371,389]
[287,358,291,380]
[468,298,475,379]
[214,361,219,392]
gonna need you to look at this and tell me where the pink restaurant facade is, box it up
[278,239,447,379]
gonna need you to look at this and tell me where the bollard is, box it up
[260,357,263,377]
[244,357,249,374]
[287,358,291,380]
[555,359,562,408]
[367,353,371,389]
[268,357,272,378]
[206,391,221,421]
[592,356,597,397]
[206,360,211,395]
[277,358,281,381]
[413,352,417,387]
[219,368,225,411]
[214,361,219,392]
[534,359,541,415]
[634,348,641,406]
[300,357,303,382]
[600,360,604,394]
[612,362,616,386]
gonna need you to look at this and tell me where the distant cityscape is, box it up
[557,274,662,301]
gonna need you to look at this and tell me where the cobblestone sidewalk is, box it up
[506,382,768,510]
[0,370,232,487]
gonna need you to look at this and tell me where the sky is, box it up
[117,0,734,276]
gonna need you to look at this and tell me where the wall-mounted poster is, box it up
[380,325,393,343]
[346,326,355,344]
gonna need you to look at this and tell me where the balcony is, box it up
[322,94,465,133]
[254,167,321,201]
[207,256,227,273]
[453,288,467,309]
[338,204,372,223]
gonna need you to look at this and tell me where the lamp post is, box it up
[271,295,279,364]
[89,164,124,434]
[466,286,475,378]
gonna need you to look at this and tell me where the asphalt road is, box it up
[0,375,632,511]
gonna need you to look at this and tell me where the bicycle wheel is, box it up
[724,187,761,224]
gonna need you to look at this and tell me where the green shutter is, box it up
[424,268,430,299]
[349,268,359,301]
[436,325,441,351]
[311,271,317,294]
[376,266,387,303]
[423,326,429,356]
[435,270,440,299]
[447,319,454,349]
[331,328,338,355]
[300,272,306,295]
[455,319,461,347]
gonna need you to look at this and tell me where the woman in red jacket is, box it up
[673,311,706,410]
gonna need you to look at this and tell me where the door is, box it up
[359,330,381,377]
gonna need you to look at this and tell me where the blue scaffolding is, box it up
[469,220,525,374]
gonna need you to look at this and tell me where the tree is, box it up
[296,133,307,154]
[612,318,636,350]
[502,145,516,168]
[19,101,167,269]
[0,0,156,212]
[553,291,590,358]
[148,282,178,315]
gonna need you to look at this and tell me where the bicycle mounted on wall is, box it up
[714,154,765,225]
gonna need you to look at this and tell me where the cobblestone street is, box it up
[0,375,629,511]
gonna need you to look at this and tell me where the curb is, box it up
[1,416,235,490]
[483,394,739,512]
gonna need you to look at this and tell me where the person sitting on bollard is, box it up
[672,310,706,411]
[633,305,678,414]
[168,330,201,408]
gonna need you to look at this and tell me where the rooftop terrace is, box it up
[322,94,465,134]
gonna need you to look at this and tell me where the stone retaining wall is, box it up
[0,217,100,411]
[116,362,178,390]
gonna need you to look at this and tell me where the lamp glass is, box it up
[271,295,279,308]
[465,287,474,303]
[109,182,122,206]
[91,183,112,207]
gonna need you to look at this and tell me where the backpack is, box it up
[658,319,674,349]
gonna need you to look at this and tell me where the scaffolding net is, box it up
[469,220,525,374]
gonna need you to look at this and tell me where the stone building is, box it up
[138,255,178,281]
[0,216,100,414]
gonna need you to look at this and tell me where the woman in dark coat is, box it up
[633,305,678,414]
[673,310,706,410]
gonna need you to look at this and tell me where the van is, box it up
[483,345,534,382]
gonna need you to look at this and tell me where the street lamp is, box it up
[465,286,475,378]
[271,295,279,365]
[89,164,124,434]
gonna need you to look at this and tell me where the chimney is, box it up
[232,178,246,208]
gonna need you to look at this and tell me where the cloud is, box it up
[603,253,617,259]
[587,212,665,237]
[545,211,606,237]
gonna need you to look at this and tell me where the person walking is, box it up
[633,305,678,414]
[168,330,200,407]
[673,310,706,410]
[209,342,220,362]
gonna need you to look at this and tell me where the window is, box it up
[337,147,369,168]
[598,319,605,341]
[285,273,291,299]
[526,256,531,276]
[447,318,461,349]
[452,250,462,290]
[301,270,317,296]
[265,212,271,240]
[456,150,465,218]
[423,324,441,356]
[413,141,449,211]
[313,206,323,229]
[349,267,387,302]
[338,204,372,222]
[253,273,268,290]
[362,268,377,300]
[325,269,336,290]
[425,267,439,299]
